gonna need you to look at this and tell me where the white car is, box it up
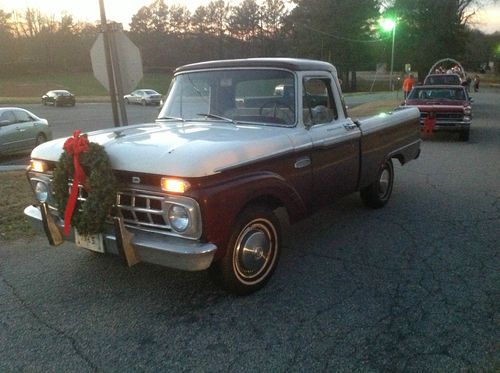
[124,89,162,106]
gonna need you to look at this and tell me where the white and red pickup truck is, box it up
[25,58,421,294]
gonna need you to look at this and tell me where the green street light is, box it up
[380,17,397,91]
[380,18,396,32]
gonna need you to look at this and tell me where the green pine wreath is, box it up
[52,142,117,235]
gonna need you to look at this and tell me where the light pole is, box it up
[380,18,396,91]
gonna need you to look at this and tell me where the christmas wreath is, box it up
[52,130,117,236]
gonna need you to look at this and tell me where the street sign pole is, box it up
[109,24,128,126]
[98,0,121,127]
[92,0,142,127]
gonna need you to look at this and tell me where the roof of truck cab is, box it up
[174,58,336,74]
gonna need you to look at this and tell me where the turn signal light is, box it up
[161,177,190,193]
[31,160,46,173]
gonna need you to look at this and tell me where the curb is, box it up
[0,165,28,172]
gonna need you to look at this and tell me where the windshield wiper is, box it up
[196,113,236,124]
[156,116,184,121]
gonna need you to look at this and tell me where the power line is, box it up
[301,24,391,43]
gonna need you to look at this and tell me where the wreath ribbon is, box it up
[62,130,89,236]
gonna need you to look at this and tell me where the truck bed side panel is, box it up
[358,108,420,189]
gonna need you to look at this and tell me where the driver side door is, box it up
[304,76,361,209]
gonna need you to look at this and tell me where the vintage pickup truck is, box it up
[25,58,421,294]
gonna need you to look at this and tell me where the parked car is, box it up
[42,90,76,107]
[124,89,162,106]
[402,85,472,141]
[423,74,462,86]
[0,107,52,155]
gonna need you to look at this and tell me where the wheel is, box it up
[209,205,281,295]
[141,99,147,106]
[35,133,47,146]
[124,98,129,104]
[42,99,47,106]
[459,129,470,141]
[360,159,394,209]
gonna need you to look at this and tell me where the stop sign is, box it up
[90,32,143,94]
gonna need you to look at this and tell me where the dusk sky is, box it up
[1,0,499,34]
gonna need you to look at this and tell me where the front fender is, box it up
[191,171,308,260]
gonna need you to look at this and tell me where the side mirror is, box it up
[469,97,474,103]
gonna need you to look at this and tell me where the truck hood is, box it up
[31,122,297,177]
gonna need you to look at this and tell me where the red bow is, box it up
[63,130,89,236]
[423,115,436,137]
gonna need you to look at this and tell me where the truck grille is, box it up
[420,112,464,121]
[51,179,201,240]
[116,190,169,231]
[70,184,171,233]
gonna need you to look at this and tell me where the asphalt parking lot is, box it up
[1,89,499,371]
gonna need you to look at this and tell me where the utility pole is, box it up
[98,0,128,126]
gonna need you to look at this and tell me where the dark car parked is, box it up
[42,90,76,107]
[0,107,52,155]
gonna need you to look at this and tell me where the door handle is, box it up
[343,123,358,130]
[294,156,311,169]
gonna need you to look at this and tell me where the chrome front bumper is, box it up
[419,120,470,132]
[24,204,217,271]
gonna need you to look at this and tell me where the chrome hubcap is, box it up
[234,220,276,283]
[378,168,390,198]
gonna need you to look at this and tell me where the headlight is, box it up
[168,205,189,232]
[34,181,49,202]
[464,106,472,115]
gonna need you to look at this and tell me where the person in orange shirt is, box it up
[403,74,416,99]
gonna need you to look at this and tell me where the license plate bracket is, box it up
[75,230,105,253]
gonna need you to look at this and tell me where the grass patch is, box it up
[0,171,37,241]
[0,72,173,99]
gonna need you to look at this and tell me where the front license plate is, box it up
[75,230,105,253]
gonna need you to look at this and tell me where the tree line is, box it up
[0,0,498,90]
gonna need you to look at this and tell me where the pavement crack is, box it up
[0,268,99,372]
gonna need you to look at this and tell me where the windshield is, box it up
[424,75,461,85]
[408,88,466,101]
[159,69,296,126]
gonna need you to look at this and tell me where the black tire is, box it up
[141,99,147,106]
[35,133,47,146]
[209,205,281,295]
[124,98,129,104]
[459,129,470,142]
[360,159,394,209]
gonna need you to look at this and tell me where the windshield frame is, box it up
[158,66,299,127]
